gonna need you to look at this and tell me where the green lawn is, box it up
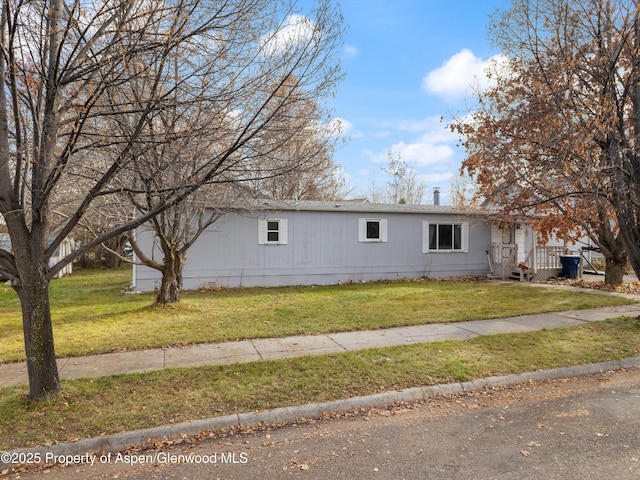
[1,317,639,450]
[1,268,639,451]
[0,267,635,362]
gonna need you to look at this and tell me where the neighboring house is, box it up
[50,236,74,278]
[0,233,73,280]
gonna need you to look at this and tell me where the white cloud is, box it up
[332,117,352,135]
[343,45,359,59]
[422,49,508,102]
[395,117,457,143]
[391,141,455,167]
[349,115,466,202]
[329,117,364,138]
[365,117,457,167]
[367,138,454,167]
[261,14,315,56]
[417,172,455,184]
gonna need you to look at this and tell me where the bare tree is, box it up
[128,191,230,305]
[123,35,345,305]
[244,78,348,200]
[122,101,230,305]
[450,174,480,210]
[0,0,343,401]
[367,151,426,204]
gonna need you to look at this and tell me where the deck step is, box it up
[509,270,531,281]
[487,271,531,281]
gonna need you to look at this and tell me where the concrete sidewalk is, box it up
[3,303,640,389]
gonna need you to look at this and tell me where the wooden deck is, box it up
[489,243,566,281]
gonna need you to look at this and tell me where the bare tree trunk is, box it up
[14,269,60,401]
[4,208,61,401]
[612,165,640,282]
[623,10,640,282]
[604,253,627,286]
[597,211,628,286]
[619,225,640,282]
[156,253,185,305]
[105,234,127,269]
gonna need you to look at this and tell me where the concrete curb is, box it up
[3,356,640,470]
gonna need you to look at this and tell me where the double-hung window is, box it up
[258,218,288,245]
[423,222,468,252]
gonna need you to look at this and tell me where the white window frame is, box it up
[258,218,288,245]
[359,218,388,243]
[423,221,468,253]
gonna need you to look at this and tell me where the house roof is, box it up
[240,199,487,216]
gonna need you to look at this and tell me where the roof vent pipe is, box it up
[433,187,440,206]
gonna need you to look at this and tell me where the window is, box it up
[267,221,280,243]
[359,218,387,242]
[366,220,380,239]
[423,222,468,252]
[258,218,288,245]
[502,225,515,244]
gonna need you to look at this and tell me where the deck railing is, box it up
[490,243,518,279]
[535,246,567,270]
[491,244,567,280]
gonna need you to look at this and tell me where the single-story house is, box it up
[132,200,572,291]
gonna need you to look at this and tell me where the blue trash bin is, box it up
[560,255,580,279]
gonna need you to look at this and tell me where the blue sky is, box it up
[325,0,506,203]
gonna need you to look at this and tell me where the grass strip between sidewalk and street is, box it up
[1,317,639,451]
[0,267,635,363]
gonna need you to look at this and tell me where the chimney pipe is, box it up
[433,187,440,206]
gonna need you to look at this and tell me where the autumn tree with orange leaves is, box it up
[453,0,640,285]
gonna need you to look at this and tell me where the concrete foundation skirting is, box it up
[3,357,640,470]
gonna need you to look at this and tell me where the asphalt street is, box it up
[12,367,640,480]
